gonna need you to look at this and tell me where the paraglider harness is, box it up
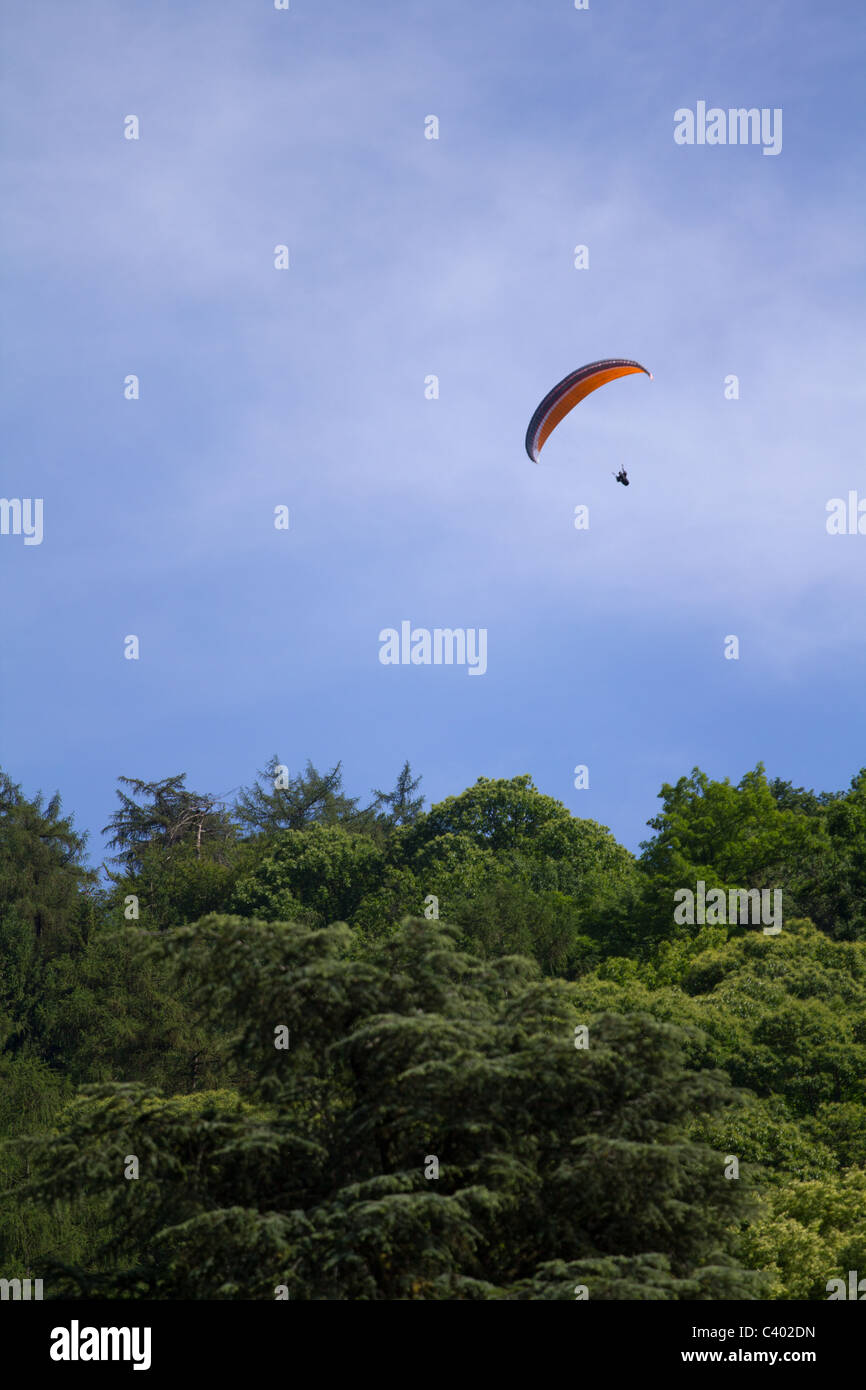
[613,468,630,486]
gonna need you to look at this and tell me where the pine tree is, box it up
[102,774,234,875]
[233,757,359,836]
[371,760,424,828]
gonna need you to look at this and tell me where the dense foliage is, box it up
[1,759,864,1299]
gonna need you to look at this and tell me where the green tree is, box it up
[371,760,424,829]
[35,925,228,1090]
[103,839,238,933]
[449,874,600,978]
[229,825,385,927]
[0,1057,100,1278]
[638,765,834,943]
[393,775,639,960]
[818,769,866,939]
[0,771,95,952]
[233,758,361,837]
[740,1171,866,1299]
[0,771,96,1053]
[102,775,234,876]
[21,916,760,1300]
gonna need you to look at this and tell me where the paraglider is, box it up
[613,468,629,486]
[525,358,652,468]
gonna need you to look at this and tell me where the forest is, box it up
[1,757,865,1300]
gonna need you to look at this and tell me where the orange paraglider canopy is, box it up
[525,359,652,462]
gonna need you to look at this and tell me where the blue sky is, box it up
[2,0,864,868]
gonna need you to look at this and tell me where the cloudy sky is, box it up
[2,0,864,865]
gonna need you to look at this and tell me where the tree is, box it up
[229,824,384,927]
[102,775,234,876]
[819,769,866,939]
[768,778,842,814]
[371,761,424,828]
[637,765,835,943]
[0,1057,92,1278]
[37,925,228,1090]
[740,1171,866,1299]
[0,771,96,1055]
[450,875,600,978]
[401,776,634,889]
[21,916,760,1300]
[233,758,360,837]
[392,775,639,956]
[402,774,573,852]
[7,757,866,1301]
[103,839,239,934]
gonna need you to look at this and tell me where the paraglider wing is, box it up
[525,358,652,462]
